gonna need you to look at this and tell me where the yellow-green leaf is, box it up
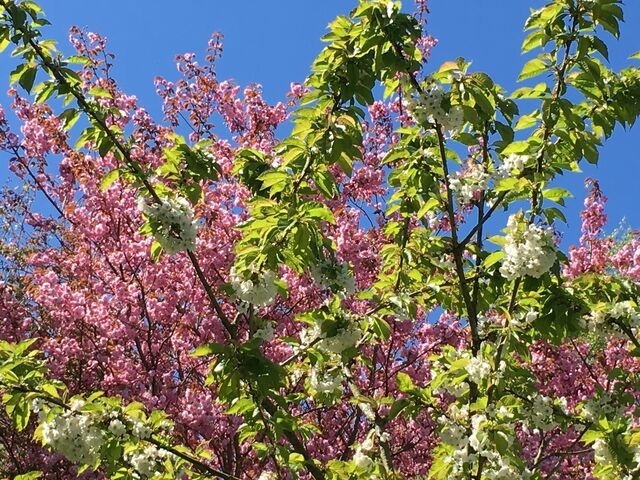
[518,58,548,81]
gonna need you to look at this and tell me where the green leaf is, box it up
[226,397,256,416]
[521,30,546,54]
[97,137,113,157]
[303,205,335,223]
[313,169,338,198]
[150,240,163,262]
[543,187,572,206]
[14,473,42,480]
[437,61,459,74]
[192,343,227,357]
[40,383,60,399]
[501,141,532,155]
[0,35,11,54]
[581,428,603,444]
[483,251,504,269]
[20,1,43,14]
[88,87,112,98]
[58,108,80,131]
[396,372,415,393]
[518,58,548,81]
[12,398,31,431]
[67,55,91,65]
[630,51,640,60]
[543,207,567,224]
[387,398,410,421]
[100,169,120,191]
[17,65,37,93]
[514,112,539,130]
[371,316,391,340]
[510,83,550,100]
[259,171,290,189]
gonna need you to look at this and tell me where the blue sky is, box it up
[1,1,639,244]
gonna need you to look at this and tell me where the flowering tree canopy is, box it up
[0,0,640,479]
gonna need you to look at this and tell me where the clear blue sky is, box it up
[1,1,639,244]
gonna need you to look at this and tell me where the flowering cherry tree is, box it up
[0,0,640,479]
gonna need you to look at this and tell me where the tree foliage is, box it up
[0,0,639,478]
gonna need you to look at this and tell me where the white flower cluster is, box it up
[300,315,362,355]
[626,428,640,478]
[40,400,104,465]
[32,395,180,479]
[438,403,532,480]
[510,309,538,329]
[521,394,557,432]
[439,403,470,450]
[581,392,623,422]
[353,447,375,472]
[311,259,356,296]
[138,196,197,254]
[583,308,613,335]
[31,397,48,421]
[126,444,175,479]
[611,300,640,327]
[309,368,343,393]
[229,266,278,307]
[317,324,361,354]
[257,472,278,480]
[253,322,274,342]
[449,162,490,205]
[403,83,464,132]
[387,294,415,321]
[592,438,613,465]
[485,463,529,480]
[465,355,492,384]
[497,154,530,177]
[499,215,556,280]
[439,406,486,478]
[132,419,153,440]
[586,301,640,336]
[108,418,127,437]
[352,430,379,472]
[431,350,468,398]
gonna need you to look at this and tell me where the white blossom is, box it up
[403,83,465,132]
[41,410,104,466]
[138,196,197,254]
[498,154,530,177]
[132,420,152,440]
[525,394,557,431]
[108,418,127,437]
[581,393,621,422]
[230,266,278,307]
[353,447,375,471]
[311,259,356,296]
[316,324,361,354]
[500,215,556,280]
[300,315,362,355]
[485,463,531,480]
[592,438,613,465]
[610,300,640,328]
[69,398,85,412]
[525,309,538,324]
[30,398,44,412]
[309,368,342,393]
[127,445,162,478]
[253,322,274,342]
[257,472,278,480]
[465,355,492,384]
[30,397,46,416]
[469,414,490,455]
[449,162,490,205]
